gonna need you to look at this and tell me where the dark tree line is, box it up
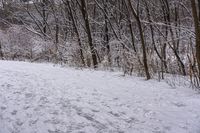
[0,0,200,86]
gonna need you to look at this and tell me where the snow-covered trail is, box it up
[0,61,200,133]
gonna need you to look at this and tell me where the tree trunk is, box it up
[66,1,85,66]
[42,0,47,35]
[103,0,111,65]
[0,41,4,60]
[191,0,200,78]
[127,0,151,80]
[80,0,98,68]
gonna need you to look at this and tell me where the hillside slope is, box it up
[0,61,200,133]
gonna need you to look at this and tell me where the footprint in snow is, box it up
[124,117,140,124]
[15,119,24,126]
[44,118,61,125]
[91,109,100,113]
[113,97,119,101]
[1,106,7,110]
[172,102,186,107]
[11,110,18,115]
[6,83,13,89]
[13,91,21,95]
[39,96,49,104]
[23,105,30,110]
[48,129,65,133]
[143,109,156,118]
[29,118,38,126]
[25,93,34,99]
[109,111,120,117]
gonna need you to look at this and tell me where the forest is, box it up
[0,0,200,87]
[1,1,200,132]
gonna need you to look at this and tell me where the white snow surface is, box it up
[0,61,200,133]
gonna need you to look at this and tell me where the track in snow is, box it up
[0,61,200,133]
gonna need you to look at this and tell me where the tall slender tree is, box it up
[80,0,98,68]
[191,0,200,79]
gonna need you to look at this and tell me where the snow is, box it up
[0,61,200,133]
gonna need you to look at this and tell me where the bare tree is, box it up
[127,0,151,80]
[191,0,200,80]
[80,0,98,68]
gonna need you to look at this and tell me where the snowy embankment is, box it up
[0,61,200,133]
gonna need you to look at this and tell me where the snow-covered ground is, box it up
[0,61,200,133]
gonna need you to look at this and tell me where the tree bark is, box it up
[65,1,85,66]
[191,0,200,78]
[80,0,98,68]
[0,41,4,60]
[127,0,151,80]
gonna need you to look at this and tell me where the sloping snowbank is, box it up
[0,61,200,133]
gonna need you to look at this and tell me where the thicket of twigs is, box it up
[0,0,200,89]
